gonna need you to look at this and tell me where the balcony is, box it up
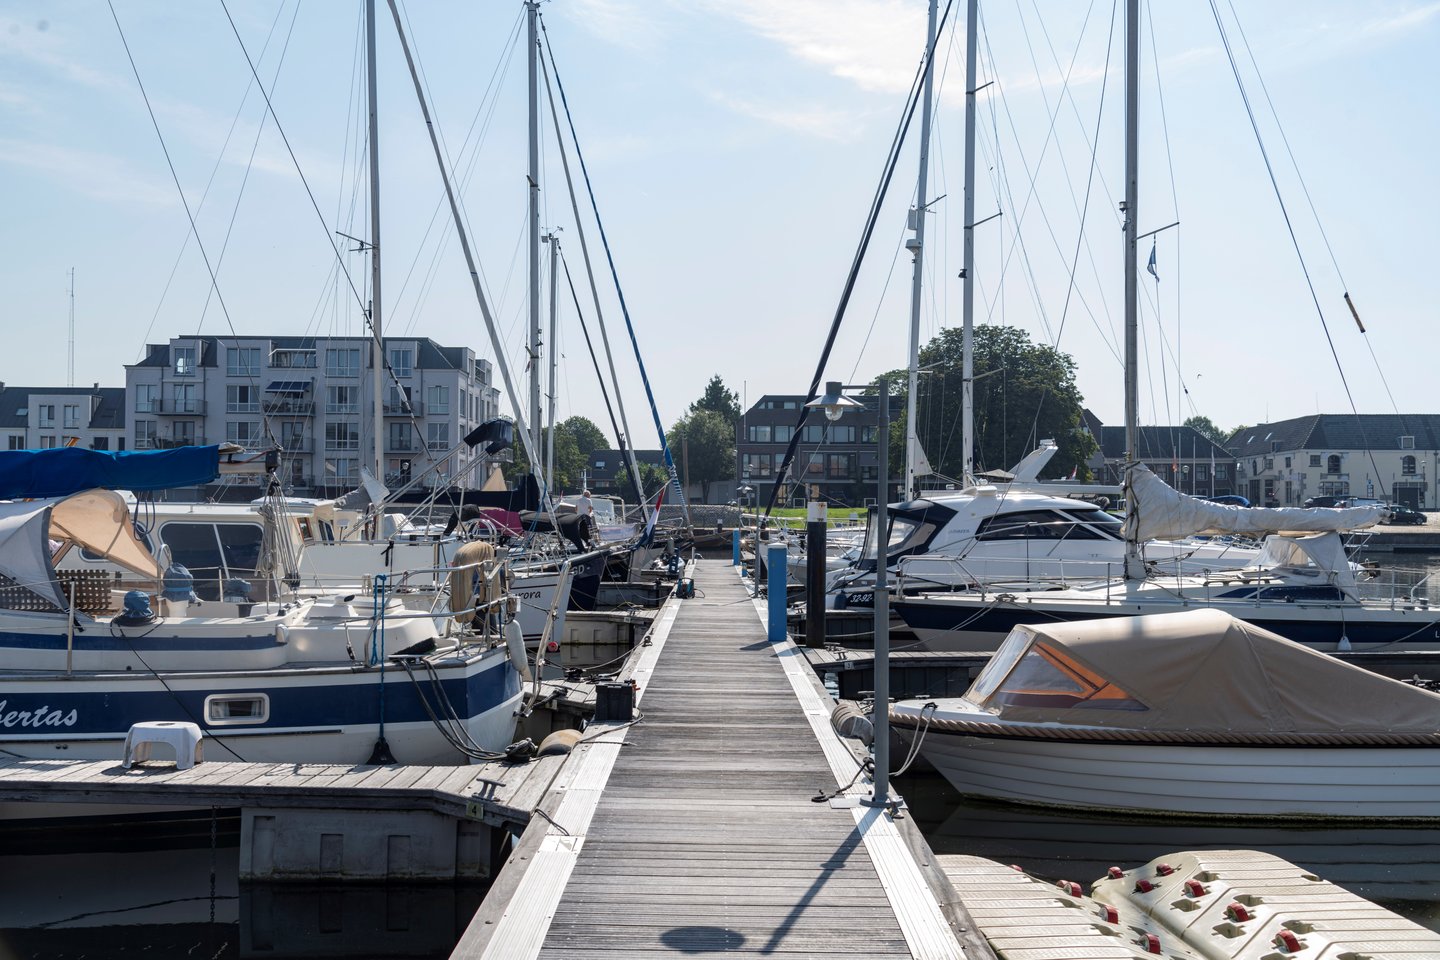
[155,435,206,449]
[384,401,425,417]
[325,403,360,415]
[157,399,206,415]
[264,398,315,416]
[277,440,312,454]
[134,400,160,414]
[387,438,418,452]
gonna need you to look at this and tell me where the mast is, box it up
[544,231,559,485]
[903,0,939,499]
[366,0,384,485]
[526,0,543,463]
[1123,0,1144,579]
[960,0,978,486]
[67,267,75,387]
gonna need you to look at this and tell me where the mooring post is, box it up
[805,501,827,648]
[732,527,741,566]
[766,542,788,642]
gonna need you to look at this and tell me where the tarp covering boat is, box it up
[0,490,161,609]
[955,608,1440,736]
[1123,463,1381,542]
[0,445,220,499]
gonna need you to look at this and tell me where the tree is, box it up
[1184,415,1228,445]
[885,325,1097,482]
[689,374,741,429]
[614,462,670,502]
[667,409,736,486]
[558,416,608,458]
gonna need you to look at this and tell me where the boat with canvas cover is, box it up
[891,609,1440,820]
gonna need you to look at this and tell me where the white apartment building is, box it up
[0,383,126,452]
[124,335,501,497]
[1229,414,1440,509]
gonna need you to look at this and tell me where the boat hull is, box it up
[915,728,1440,820]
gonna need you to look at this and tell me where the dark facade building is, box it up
[586,448,665,498]
[0,383,126,451]
[735,394,894,508]
[1085,412,1239,497]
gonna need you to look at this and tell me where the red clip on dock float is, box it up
[1184,879,1207,897]
[1155,863,1174,876]
[1225,902,1252,922]
[1056,880,1082,897]
[1107,866,1124,879]
[1274,930,1302,952]
[1134,879,1155,893]
[1097,904,1119,924]
[1143,933,1161,954]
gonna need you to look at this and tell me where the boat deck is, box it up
[454,558,985,959]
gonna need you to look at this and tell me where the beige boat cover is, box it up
[971,608,1440,735]
[1123,463,1382,541]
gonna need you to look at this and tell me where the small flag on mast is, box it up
[1146,241,1159,281]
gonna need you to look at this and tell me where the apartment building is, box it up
[0,383,126,452]
[735,393,892,508]
[124,335,501,497]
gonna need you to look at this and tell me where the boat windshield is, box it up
[971,638,1148,712]
[863,513,940,562]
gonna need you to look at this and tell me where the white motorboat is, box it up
[891,609,1440,820]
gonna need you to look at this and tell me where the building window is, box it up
[388,422,413,452]
[135,420,158,449]
[325,421,359,451]
[594,460,606,470]
[173,421,197,446]
[388,348,413,377]
[135,384,159,413]
[227,347,261,377]
[92,437,109,450]
[427,422,449,450]
[37,404,55,427]
[861,426,878,444]
[1263,457,1274,471]
[326,385,359,414]
[279,422,305,451]
[1196,464,1208,481]
[1327,454,1341,474]
[174,346,197,376]
[62,404,80,429]
[1216,465,1228,480]
[171,383,200,414]
[773,425,793,443]
[326,458,359,484]
[1284,456,1291,469]
[1309,454,1321,468]
[227,421,262,447]
[1403,456,1417,476]
[227,384,260,413]
[326,348,361,377]
[827,454,852,479]
[1401,436,1416,450]
[426,384,449,414]
[805,454,823,476]
[747,425,772,443]
[7,436,23,450]
[741,453,773,478]
[39,435,57,449]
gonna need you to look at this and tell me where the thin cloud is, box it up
[568,0,669,51]
[697,0,927,94]
[709,92,859,141]
[1359,1,1440,35]
[0,138,175,206]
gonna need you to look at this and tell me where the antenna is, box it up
[67,267,75,387]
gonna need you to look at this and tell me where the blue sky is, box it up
[2,0,1437,450]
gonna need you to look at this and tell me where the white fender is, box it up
[505,618,533,682]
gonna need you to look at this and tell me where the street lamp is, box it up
[806,378,894,810]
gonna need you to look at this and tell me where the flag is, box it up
[640,483,666,545]
[1146,241,1159,281]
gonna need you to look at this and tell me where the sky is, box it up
[1,0,1437,451]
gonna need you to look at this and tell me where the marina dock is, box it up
[453,558,989,959]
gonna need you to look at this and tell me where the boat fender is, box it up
[829,701,874,747]
[536,729,581,756]
[505,619,533,682]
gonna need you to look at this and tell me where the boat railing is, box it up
[895,553,1119,595]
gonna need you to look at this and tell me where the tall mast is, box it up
[544,231,559,484]
[903,0,939,499]
[67,267,75,387]
[526,1,543,464]
[960,0,978,486]
[1123,0,1143,579]
[366,0,384,485]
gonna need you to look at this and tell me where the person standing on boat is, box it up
[576,489,596,545]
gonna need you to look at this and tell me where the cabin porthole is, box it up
[204,693,270,725]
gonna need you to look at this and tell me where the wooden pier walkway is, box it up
[456,558,986,959]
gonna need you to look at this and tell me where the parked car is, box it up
[1337,496,1387,509]
[1303,496,1344,508]
[1381,503,1427,525]
[1201,494,1250,507]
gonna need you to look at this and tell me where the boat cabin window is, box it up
[976,510,1101,541]
[1060,508,1123,539]
[158,522,265,601]
[205,693,270,725]
[864,514,940,561]
[978,641,1147,711]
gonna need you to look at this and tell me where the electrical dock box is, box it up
[594,681,635,724]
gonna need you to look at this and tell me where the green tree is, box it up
[558,416,608,458]
[689,374,741,429]
[885,325,1097,482]
[500,421,590,491]
[614,461,670,502]
[1183,415,1228,445]
[667,409,736,486]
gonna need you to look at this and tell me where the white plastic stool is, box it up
[123,721,205,770]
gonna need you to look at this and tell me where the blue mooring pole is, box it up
[766,542,788,642]
[732,527,742,566]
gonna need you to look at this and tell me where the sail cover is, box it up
[1124,463,1381,541]
[0,445,221,499]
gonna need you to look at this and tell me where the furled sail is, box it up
[1123,463,1382,542]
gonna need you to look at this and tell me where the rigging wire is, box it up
[1205,0,1384,484]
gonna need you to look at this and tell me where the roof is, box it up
[1227,415,1440,455]
[1097,425,1233,461]
[0,386,126,430]
[967,609,1440,736]
[129,336,474,373]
